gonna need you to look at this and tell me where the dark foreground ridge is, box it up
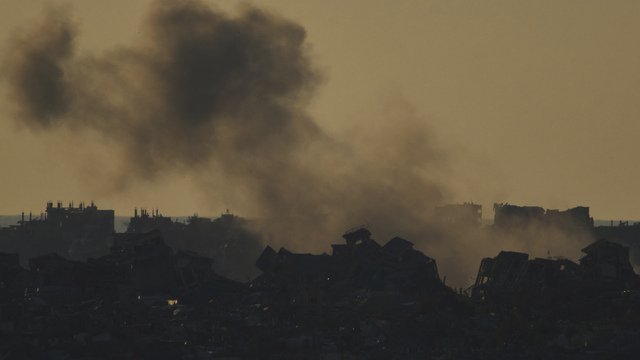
[0,202,640,358]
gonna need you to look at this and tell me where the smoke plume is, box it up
[4,6,76,128]
[3,1,596,288]
[3,0,447,224]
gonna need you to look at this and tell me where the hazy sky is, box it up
[1,0,640,221]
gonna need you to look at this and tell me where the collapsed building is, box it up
[472,239,640,301]
[471,251,582,301]
[580,239,639,288]
[254,227,444,309]
[594,221,640,266]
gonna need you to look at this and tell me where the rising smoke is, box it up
[3,0,448,230]
[2,1,595,288]
[3,5,76,128]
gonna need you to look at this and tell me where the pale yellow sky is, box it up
[1,0,640,221]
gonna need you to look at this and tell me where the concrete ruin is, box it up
[472,239,640,301]
[493,203,594,230]
[255,227,443,310]
[435,202,483,228]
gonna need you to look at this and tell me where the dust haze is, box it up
[1,0,595,288]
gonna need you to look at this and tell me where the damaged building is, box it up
[254,226,444,309]
[0,202,114,263]
[126,210,263,282]
[471,251,583,301]
[434,202,483,228]
[126,207,175,234]
[580,239,639,289]
[472,239,640,301]
[594,220,640,266]
[493,203,594,230]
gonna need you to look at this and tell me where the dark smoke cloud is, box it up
[3,0,448,219]
[4,6,76,128]
[6,1,321,177]
[3,0,480,285]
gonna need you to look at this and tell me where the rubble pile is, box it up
[0,225,638,359]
